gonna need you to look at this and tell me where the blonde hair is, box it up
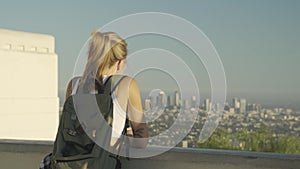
[80,30,127,90]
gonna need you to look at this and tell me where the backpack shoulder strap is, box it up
[104,75,127,95]
[71,77,81,95]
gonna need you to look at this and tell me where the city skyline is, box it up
[143,89,300,149]
[139,89,300,111]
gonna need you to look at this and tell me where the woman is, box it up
[39,31,147,169]
[66,31,148,149]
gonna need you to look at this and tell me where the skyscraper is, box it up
[157,91,165,108]
[144,98,151,111]
[233,97,240,109]
[204,98,211,112]
[233,97,240,113]
[167,95,174,107]
[174,90,180,107]
[240,98,246,113]
[191,95,197,108]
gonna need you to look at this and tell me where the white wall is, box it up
[0,29,59,140]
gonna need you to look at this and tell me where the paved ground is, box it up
[1,150,300,169]
[0,151,46,169]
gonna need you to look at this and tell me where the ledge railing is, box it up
[0,139,299,169]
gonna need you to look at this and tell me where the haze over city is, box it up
[1,0,299,109]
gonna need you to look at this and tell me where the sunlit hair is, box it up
[80,30,127,90]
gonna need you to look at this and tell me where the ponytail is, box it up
[79,30,127,91]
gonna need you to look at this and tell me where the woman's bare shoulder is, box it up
[118,76,139,89]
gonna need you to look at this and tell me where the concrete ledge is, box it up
[0,139,53,153]
[126,146,300,169]
[0,139,299,169]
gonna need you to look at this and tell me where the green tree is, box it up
[197,126,300,154]
[198,127,234,150]
[276,134,300,154]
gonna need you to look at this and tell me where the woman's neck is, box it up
[102,67,117,76]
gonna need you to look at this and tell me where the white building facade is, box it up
[0,29,59,141]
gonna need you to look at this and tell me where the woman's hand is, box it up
[126,127,133,136]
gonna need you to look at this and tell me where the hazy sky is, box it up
[1,0,299,107]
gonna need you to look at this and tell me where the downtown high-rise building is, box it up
[191,96,197,108]
[157,91,165,108]
[233,97,240,109]
[167,95,174,107]
[174,90,180,107]
[144,98,151,111]
[240,98,247,113]
[204,98,211,112]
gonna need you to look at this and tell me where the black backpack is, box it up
[51,75,127,169]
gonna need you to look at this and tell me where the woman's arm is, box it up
[127,78,148,148]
